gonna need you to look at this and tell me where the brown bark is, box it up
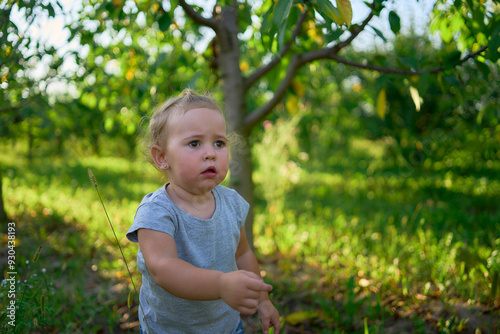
[214,4,256,248]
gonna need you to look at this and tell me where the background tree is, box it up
[0,0,67,222]
[68,0,499,246]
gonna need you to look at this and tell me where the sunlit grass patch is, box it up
[252,115,500,332]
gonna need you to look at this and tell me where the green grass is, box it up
[1,125,499,333]
[0,148,159,333]
[251,114,500,332]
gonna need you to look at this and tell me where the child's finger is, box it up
[260,315,271,334]
[238,305,258,315]
[245,288,262,299]
[246,276,273,292]
[270,313,281,333]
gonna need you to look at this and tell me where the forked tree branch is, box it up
[243,0,488,131]
[245,8,309,90]
[178,0,220,32]
[243,4,377,130]
[244,55,303,131]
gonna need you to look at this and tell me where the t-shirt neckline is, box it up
[162,183,219,221]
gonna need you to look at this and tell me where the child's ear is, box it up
[151,145,169,170]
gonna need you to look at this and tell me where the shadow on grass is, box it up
[0,209,140,333]
[0,155,146,333]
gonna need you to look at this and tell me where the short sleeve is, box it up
[215,186,249,231]
[235,191,249,230]
[126,201,177,243]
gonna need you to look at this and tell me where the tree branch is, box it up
[335,5,375,52]
[242,43,488,131]
[427,45,489,73]
[242,4,376,129]
[242,1,488,132]
[243,55,304,131]
[178,0,219,32]
[244,8,309,90]
[326,45,488,75]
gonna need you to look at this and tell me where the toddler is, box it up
[126,90,280,333]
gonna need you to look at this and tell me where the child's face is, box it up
[162,107,229,195]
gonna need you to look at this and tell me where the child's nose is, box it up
[204,147,216,159]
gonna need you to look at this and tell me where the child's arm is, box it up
[235,227,266,292]
[138,228,272,314]
[235,227,281,333]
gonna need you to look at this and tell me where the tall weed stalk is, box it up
[88,168,150,333]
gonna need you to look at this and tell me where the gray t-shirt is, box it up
[126,184,249,334]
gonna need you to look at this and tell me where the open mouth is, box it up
[202,167,217,175]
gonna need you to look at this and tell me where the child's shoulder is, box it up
[138,184,172,209]
[214,184,240,199]
[214,185,249,209]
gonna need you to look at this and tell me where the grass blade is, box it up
[88,168,150,333]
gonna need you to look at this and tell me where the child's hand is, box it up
[258,299,280,334]
[219,270,273,314]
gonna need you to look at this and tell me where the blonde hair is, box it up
[143,89,225,166]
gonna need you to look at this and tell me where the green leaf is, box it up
[261,3,274,33]
[46,3,55,18]
[444,74,461,86]
[370,0,385,16]
[238,2,252,33]
[260,3,276,48]
[158,12,171,32]
[277,16,288,53]
[273,0,293,27]
[397,56,418,70]
[443,51,462,70]
[476,105,486,125]
[486,25,500,62]
[388,10,401,34]
[337,0,353,28]
[370,25,387,42]
[316,0,344,27]
[474,59,490,79]
[416,71,430,96]
[439,19,453,43]
[376,87,386,120]
[450,11,463,34]
[285,311,319,325]
[326,28,344,43]
[156,52,168,67]
[104,118,114,132]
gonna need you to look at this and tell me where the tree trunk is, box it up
[0,168,8,223]
[216,5,256,248]
[229,138,255,249]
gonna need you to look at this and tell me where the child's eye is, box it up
[215,140,226,148]
[188,141,200,148]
